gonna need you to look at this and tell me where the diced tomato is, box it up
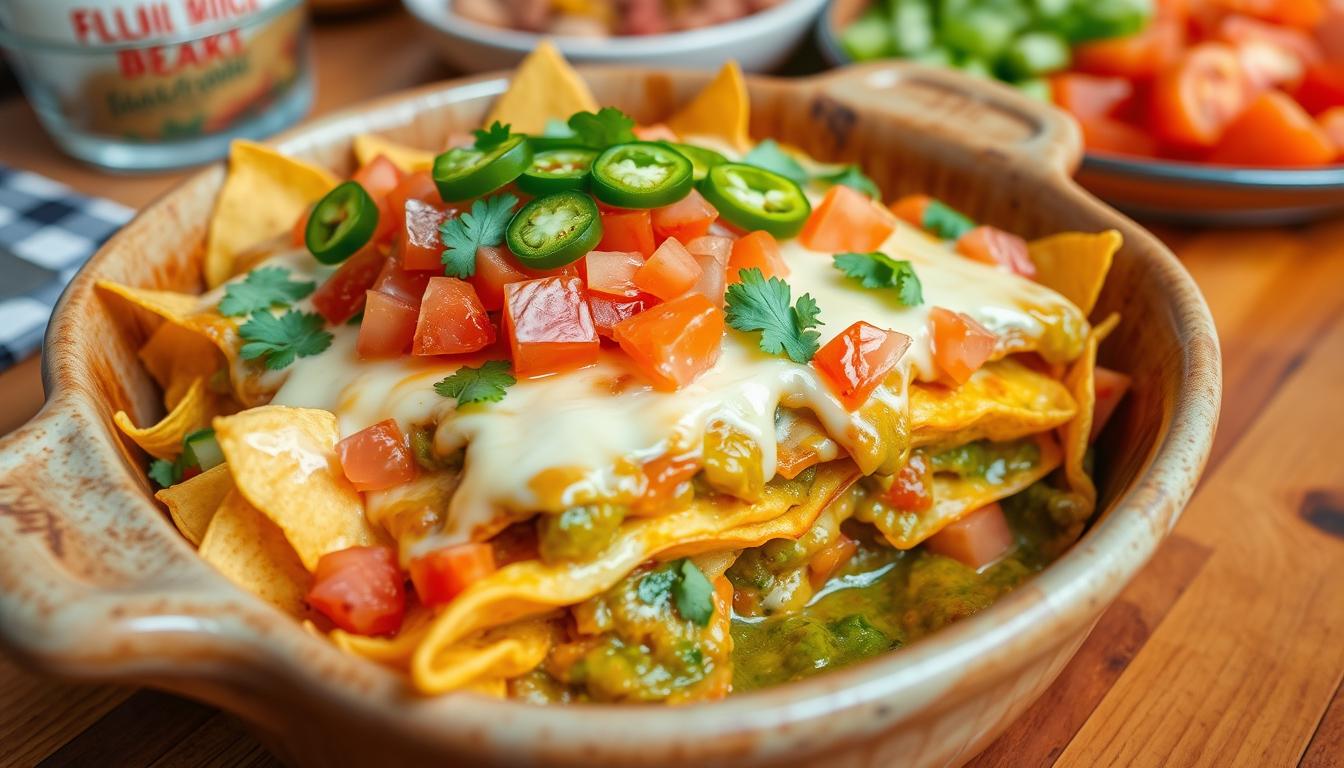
[1213,0,1325,29]
[1150,43,1251,149]
[807,532,857,589]
[413,277,495,356]
[373,253,432,307]
[312,245,386,325]
[409,543,496,607]
[929,307,997,385]
[1051,74,1135,119]
[1319,107,1344,158]
[633,123,680,142]
[889,194,931,228]
[589,294,651,339]
[1293,62,1344,115]
[1079,116,1161,157]
[686,235,732,304]
[925,503,1014,570]
[651,189,719,244]
[598,209,655,257]
[357,290,419,359]
[396,199,451,272]
[1208,90,1338,166]
[1091,366,1133,442]
[352,155,404,243]
[291,204,312,247]
[586,251,645,298]
[799,184,895,253]
[468,245,529,311]
[727,230,788,283]
[386,170,445,229]
[812,321,912,410]
[337,419,417,492]
[640,451,699,508]
[504,276,600,376]
[612,293,724,391]
[307,546,405,636]
[955,226,1036,278]
[1074,18,1186,80]
[634,237,702,301]
[1218,14,1322,91]
[883,452,932,511]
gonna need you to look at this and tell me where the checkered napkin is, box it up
[0,165,133,371]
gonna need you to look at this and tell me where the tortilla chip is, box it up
[666,62,751,151]
[205,140,337,288]
[910,359,1078,450]
[1028,230,1121,316]
[353,134,435,174]
[199,489,312,616]
[114,377,214,461]
[139,321,227,409]
[332,606,433,666]
[414,619,555,695]
[156,463,233,546]
[214,406,386,571]
[1061,313,1121,515]
[484,41,599,134]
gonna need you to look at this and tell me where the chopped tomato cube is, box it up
[640,451,699,508]
[357,290,419,359]
[307,546,405,636]
[799,185,895,253]
[1079,116,1161,157]
[1091,365,1133,442]
[633,123,679,142]
[955,226,1036,278]
[889,194,931,228]
[312,245,385,325]
[727,230,787,283]
[686,235,732,304]
[634,237,702,301]
[504,276,600,376]
[386,170,446,229]
[1293,62,1344,115]
[409,543,496,607]
[652,189,719,244]
[1218,14,1322,91]
[396,199,450,272]
[598,209,655,257]
[807,532,857,589]
[1216,0,1324,28]
[612,293,724,391]
[1074,18,1186,80]
[586,250,645,298]
[925,503,1014,570]
[1150,43,1251,149]
[1319,107,1344,158]
[883,452,932,511]
[813,321,912,410]
[291,203,312,247]
[1208,91,1337,166]
[1050,74,1135,119]
[930,307,997,385]
[373,253,432,307]
[590,294,651,339]
[413,277,495,356]
[469,245,529,311]
[352,155,404,243]
[337,419,417,492]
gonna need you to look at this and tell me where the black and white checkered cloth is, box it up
[0,165,132,371]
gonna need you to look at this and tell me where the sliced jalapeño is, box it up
[505,191,603,269]
[662,142,727,181]
[698,163,812,239]
[590,142,694,209]
[518,147,599,195]
[432,135,532,201]
[306,181,379,264]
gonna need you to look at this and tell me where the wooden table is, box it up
[2,8,1341,768]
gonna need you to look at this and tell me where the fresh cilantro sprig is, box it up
[635,559,714,626]
[218,266,316,317]
[439,192,518,278]
[567,107,636,148]
[433,360,516,406]
[833,252,924,306]
[817,165,880,199]
[473,120,512,150]
[239,310,333,371]
[743,139,808,184]
[725,268,823,364]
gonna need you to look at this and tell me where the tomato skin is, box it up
[413,277,496,356]
[585,250,645,298]
[589,294,652,339]
[799,184,894,253]
[1208,90,1337,166]
[883,452,932,511]
[955,226,1036,278]
[930,307,998,385]
[612,293,724,391]
[889,195,931,228]
[1074,19,1186,80]
[312,245,386,325]
[1150,43,1251,149]
[1293,62,1344,115]
[357,290,419,359]
[409,543,496,608]
[1051,74,1135,119]
[925,502,1014,570]
[337,419,418,492]
[396,199,451,272]
[598,209,656,257]
[634,237,702,301]
[307,546,406,636]
[812,321,912,410]
[504,276,600,376]
[727,230,787,283]
[651,189,719,244]
[686,235,732,305]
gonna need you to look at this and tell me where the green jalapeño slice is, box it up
[505,191,603,269]
[518,147,599,196]
[590,142,694,209]
[698,163,812,239]
[432,135,532,201]
[662,142,727,181]
[306,181,380,264]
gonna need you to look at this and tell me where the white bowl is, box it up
[401,0,828,72]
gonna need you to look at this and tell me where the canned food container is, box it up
[0,0,313,171]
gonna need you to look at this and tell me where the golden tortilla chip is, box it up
[1028,230,1120,316]
[113,377,213,461]
[155,463,233,546]
[353,134,435,174]
[910,358,1078,450]
[484,41,599,134]
[199,489,312,616]
[1061,313,1121,515]
[415,619,555,695]
[139,321,226,409]
[331,605,433,666]
[666,62,751,151]
[214,406,386,571]
[205,140,337,288]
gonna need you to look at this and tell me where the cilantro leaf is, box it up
[148,458,179,488]
[833,252,924,306]
[743,139,808,185]
[567,107,636,148]
[433,360,516,406]
[218,266,316,317]
[817,165,880,199]
[473,120,512,150]
[238,310,333,371]
[672,559,714,626]
[725,268,823,363]
[439,193,518,278]
[923,199,975,241]
[637,566,679,607]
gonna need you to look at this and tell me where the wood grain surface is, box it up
[1,8,1341,768]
